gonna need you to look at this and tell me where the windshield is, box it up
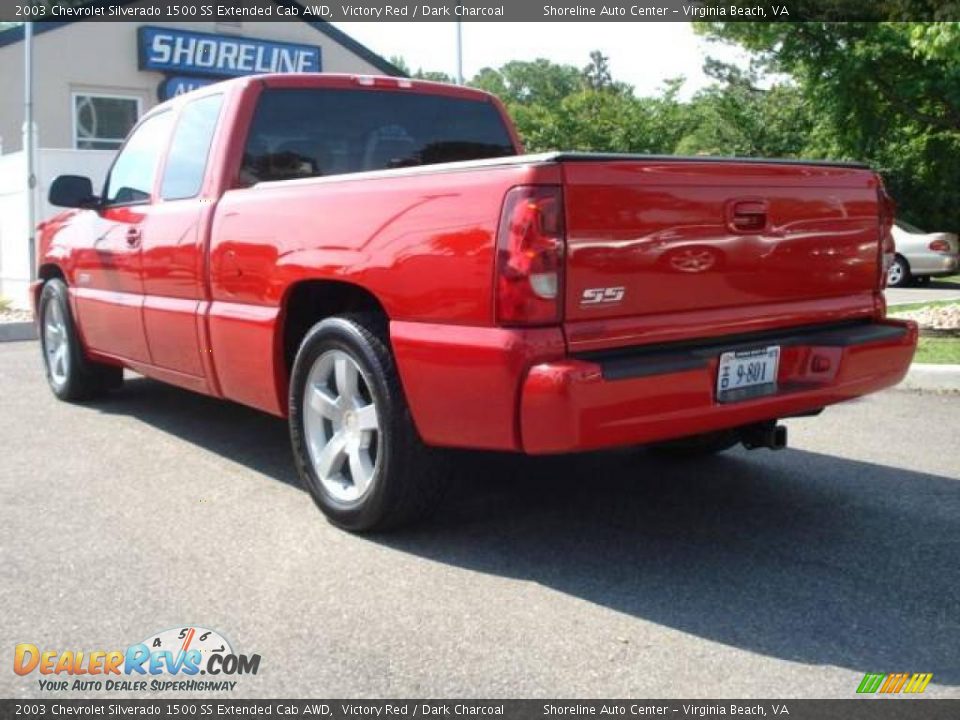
[240,87,517,185]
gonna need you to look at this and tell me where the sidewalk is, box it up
[0,321,36,342]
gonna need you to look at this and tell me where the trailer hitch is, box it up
[741,422,787,451]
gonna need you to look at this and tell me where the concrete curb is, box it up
[0,322,38,342]
[898,363,960,392]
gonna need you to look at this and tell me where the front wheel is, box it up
[39,279,122,401]
[288,314,445,532]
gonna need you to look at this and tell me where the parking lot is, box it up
[886,279,960,306]
[1,339,958,699]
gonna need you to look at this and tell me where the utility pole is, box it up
[24,21,37,283]
[455,21,463,85]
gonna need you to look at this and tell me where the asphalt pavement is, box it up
[886,279,960,306]
[1,340,958,699]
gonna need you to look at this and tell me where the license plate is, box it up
[716,346,780,403]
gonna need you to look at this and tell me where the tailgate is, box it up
[561,158,882,352]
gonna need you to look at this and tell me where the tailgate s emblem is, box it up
[580,287,626,305]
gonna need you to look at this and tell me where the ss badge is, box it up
[580,286,626,306]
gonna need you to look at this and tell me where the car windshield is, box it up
[241,87,517,184]
[896,220,926,234]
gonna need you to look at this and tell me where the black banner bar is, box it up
[1,700,959,720]
[3,0,960,23]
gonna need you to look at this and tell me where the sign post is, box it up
[24,21,36,284]
[455,22,463,84]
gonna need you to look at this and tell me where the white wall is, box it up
[0,151,30,309]
[0,148,113,308]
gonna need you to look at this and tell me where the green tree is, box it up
[388,55,411,75]
[909,22,960,63]
[388,55,452,83]
[696,21,960,230]
[676,70,814,158]
[581,51,614,91]
[470,59,583,106]
[468,54,682,154]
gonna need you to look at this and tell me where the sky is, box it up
[331,22,750,98]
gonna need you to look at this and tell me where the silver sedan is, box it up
[888,220,960,287]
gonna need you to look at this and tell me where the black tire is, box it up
[38,279,123,401]
[647,430,740,458]
[288,314,446,532]
[887,255,911,288]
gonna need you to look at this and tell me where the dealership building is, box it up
[0,9,402,307]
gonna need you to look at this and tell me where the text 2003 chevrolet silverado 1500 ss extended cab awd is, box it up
[34,73,917,531]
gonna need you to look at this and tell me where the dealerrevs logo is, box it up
[13,626,261,693]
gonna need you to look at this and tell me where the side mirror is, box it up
[48,175,98,208]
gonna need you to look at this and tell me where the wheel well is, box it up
[894,253,910,269]
[35,264,66,305]
[281,280,388,372]
[38,264,65,282]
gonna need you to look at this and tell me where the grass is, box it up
[886,300,960,363]
[914,337,960,364]
[936,275,960,285]
[0,296,11,312]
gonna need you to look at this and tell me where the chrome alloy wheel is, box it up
[302,349,380,503]
[43,299,70,388]
[887,260,904,287]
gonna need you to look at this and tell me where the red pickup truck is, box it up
[35,73,917,531]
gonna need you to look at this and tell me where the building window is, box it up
[73,93,142,150]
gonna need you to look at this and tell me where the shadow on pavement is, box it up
[98,376,960,685]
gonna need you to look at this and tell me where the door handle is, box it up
[728,200,768,233]
[125,227,142,247]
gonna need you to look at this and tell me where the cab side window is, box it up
[161,94,224,201]
[103,111,173,205]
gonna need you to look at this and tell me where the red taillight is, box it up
[877,183,896,289]
[495,185,565,325]
[929,239,951,253]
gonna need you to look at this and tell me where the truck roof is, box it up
[149,72,499,115]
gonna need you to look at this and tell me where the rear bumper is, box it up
[520,320,918,454]
[912,253,959,276]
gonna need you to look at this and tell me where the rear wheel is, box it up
[647,430,740,458]
[288,314,445,532]
[39,279,122,401]
[887,255,911,288]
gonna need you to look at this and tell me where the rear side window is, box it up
[240,88,516,185]
[161,94,224,200]
[103,111,173,205]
